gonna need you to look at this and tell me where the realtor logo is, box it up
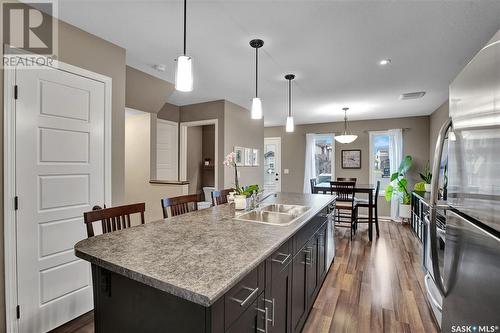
[2,1,57,55]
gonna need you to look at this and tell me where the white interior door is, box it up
[156,119,178,180]
[15,65,106,332]
[264,137,281,192]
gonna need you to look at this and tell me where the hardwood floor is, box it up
[52,221,437,333]
[302,221,438,333]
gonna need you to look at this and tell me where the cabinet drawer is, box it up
[293,214,327,255]
[269,239,292,272]
[224,262,264,329]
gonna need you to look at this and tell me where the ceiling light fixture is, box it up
[334,107,358,144]
[285,74,295,132]
[379,58,391,66]
[250,39,264,119]
[175,0,193,92]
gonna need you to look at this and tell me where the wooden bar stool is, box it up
[211,188,234,206]
[329,181,357,240]
[83,203,145,238]
[161,194,200,218]
[310,178,318,193]
[354,180,380,237]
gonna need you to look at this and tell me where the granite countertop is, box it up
[74,192,334,307]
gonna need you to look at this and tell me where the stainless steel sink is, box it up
[234,204,311,226]
[261,204,311,216]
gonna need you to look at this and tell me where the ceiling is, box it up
[55,0,500,127]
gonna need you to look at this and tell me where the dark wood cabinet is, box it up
[291,248,307,332]
[90,213,331,333]
[305,237,318,303]
[317,225,327,283]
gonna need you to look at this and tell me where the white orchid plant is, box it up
[223,152,259,197]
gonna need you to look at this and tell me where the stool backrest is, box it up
[83,203,145,238]
[161,194,199,218]
[329,181,355,203]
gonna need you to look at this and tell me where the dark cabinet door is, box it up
[305,238,318,303]
[317,226,327,283]
[291,248,307,332]
[269,262,292,333]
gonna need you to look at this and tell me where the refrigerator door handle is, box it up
[428,118,452,296]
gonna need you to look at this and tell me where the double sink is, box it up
[234,204,311,226]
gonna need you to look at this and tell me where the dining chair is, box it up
[354,180,380,237]
[310,178,318,194]
[211,188,234,206]
[337,177,357,183]
[161,194,200,218]
[329,181,357,240]
[83,203,145,238]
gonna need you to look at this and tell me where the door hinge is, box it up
[14,196,19,210]
[16,305,20,319]
[14,85,18,100]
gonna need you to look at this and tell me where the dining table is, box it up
[313,182,377,241]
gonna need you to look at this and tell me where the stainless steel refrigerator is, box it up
[428,30,500,332]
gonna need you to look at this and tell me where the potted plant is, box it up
[385,155,413,219]
[419,162,432,192]
[223,152,260,209]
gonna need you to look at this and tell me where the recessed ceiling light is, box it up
[379,59,391,66]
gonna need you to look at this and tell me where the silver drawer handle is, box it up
[271,252,291,265]
[264,298,275,326]
[230,286,259,307]
[256,306,269,333]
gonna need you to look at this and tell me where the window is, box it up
[314,134,334,182]
[369,131,391,194]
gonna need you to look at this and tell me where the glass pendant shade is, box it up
[334,134,358,144]
[286,116,294,132]
[251,97,263,119]
[175,55,193,92]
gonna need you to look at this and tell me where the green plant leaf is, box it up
[390,172,399,181]
[398,178,408,189]
[398,155,413,175]
[414,181,426,191]
[385,185,393,202]
[402,193,411,205]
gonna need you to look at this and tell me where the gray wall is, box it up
[157,102,180,123]
[264,116,430,216]
[429,102,449,166]
[202,125,216,187]
[224,101,264,189]
[126,66,173,114]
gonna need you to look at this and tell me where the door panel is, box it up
[291,249,307,331]
[264,137,281,192]
[156,119,178,180]
[16,66,105,332]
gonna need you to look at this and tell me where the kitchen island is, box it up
[75,193,335,333]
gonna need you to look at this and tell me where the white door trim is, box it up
[179,119,218,189]
[3,55,112,333]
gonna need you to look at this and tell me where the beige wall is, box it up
[224,101,264,189]
[125,113,187,222]
[429,101,449,166]
[1,12,127,329]
[186,126,203,194]
[158,102,180,123]
[265,116,430,216]
[126,66,174,114]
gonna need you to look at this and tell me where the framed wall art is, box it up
[341,149,361,169]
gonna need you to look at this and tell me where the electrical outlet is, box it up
[284,169,290,175]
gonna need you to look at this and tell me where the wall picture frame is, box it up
[252,149,259,166]
[234,146,244,166]
[244,148,252,166]
[342,149,361,169]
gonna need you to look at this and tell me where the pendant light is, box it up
[334,107,358,144]
[175,0,193,92]
[250,39,264,119]
[285,74,295,132]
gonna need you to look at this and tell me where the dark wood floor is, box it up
[52,221,437,333]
